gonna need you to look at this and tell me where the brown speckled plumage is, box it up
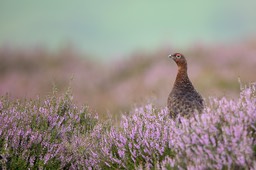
[167,53,204,119]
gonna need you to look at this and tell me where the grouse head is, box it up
[168,53,187,70]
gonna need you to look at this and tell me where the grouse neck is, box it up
[174,66,193,89]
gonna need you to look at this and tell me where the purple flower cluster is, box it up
[0,82,255,169]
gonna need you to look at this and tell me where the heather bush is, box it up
[0,82,255,169]
[99,82,256,169]
[158,82,256,169]
[99,105,175,169]
[0,90,101,169]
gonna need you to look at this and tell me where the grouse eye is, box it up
[176,54,181,58]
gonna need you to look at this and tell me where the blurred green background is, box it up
[0,1,256,119]
[1,0,256,60]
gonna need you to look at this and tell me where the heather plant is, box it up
[99,82,256,169]
[0,90,100,169]
[159,84,256,169]
[99,105,176,169]
[0,82,255,169]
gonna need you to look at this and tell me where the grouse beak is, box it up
[168,54,174,59]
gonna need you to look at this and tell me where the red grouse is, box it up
[167,53,204,118]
